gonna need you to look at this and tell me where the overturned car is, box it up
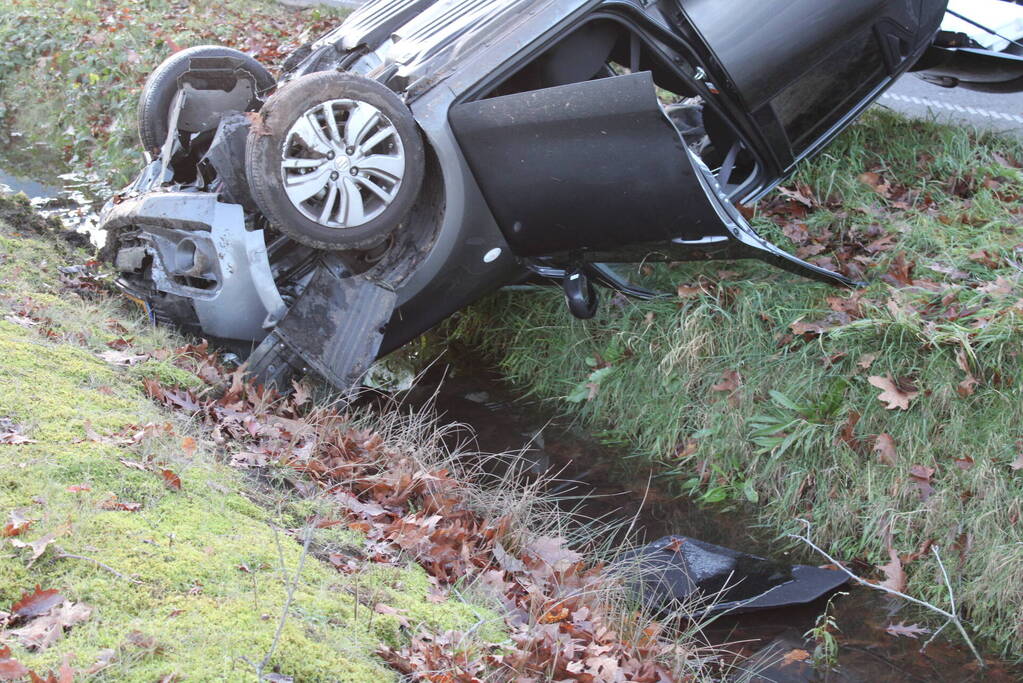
[101,0,962,391]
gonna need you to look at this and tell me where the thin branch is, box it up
[55,548,142,585]
[931,545,983,667]
[257,524,315,679]
[786,519,984,668]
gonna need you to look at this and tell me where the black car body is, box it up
[99,0,953,389]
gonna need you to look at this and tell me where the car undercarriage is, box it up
[99,0,1023,393]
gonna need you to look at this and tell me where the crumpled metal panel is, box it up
[275,266,398,391]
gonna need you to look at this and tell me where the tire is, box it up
[137,45,276,153]
[246,71,426,252]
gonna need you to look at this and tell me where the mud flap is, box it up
[248,261,397,392]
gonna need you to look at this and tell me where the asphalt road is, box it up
[881,74,1023,135]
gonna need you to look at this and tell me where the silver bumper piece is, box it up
[100,192,287,341]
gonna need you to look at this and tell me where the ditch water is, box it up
[409,358,1020,682]
[2,165,1019,681]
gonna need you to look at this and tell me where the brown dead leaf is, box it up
[837,411,864,454]
[99,349,150,366]
[100,499,143,512]
[868,376,920,411]
[0,421,36,446]
[879,547,907,593]
[2,510,34,538]
[526,536,582,572]
[0,646,29,681]
[160,469,182,491]
[374,603,410,629]
[9,533,56,565]
[10,601,92,650]
[711,370,742,407]
[780,648,811,667]
[1012,451,1023,471]
[857,353,877,370]
[181,437,197,459]
[979,276,1016,297]
[874,434,898,466]
[885,622,931,639]
[909,464,936,500]
[11,586,63,620]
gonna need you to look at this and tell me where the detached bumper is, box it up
[99,192,286,341]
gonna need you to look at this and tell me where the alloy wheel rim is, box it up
[280,99,406,229]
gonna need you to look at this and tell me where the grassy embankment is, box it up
[452,110,1023,658]
[0,0,346,188]
[0,195,502,680]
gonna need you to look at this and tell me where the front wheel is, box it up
[246,71,426,252]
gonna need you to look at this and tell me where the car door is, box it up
[448,71,859,287]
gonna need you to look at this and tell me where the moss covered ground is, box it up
[451,110,1023,659]
[0,193,499,680]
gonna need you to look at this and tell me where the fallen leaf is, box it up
[838,411,864,454]
[493,541,526,574]
[0,421,36,445]
[181,437,197,458]
[879,547,907,593]
[100,499,143,512]
[868,376,920,411]
[160,469,182,491]
[857,353,877,370]
[2,510,34,538]
[978,276,1016,297]
[874,434,898,466]
[0,645,29,680]
[10,601,92,650]
[11,586,63,620]
[66,485,91,493]
[909,464,936,500]
[780,648,811,667]
[954,456,974,471]
[374,603,410,629]
[885,622,931,639]
[99,349,150,366]
[525,536,582,572]
[9,533,56,565]
[1012,452,1023,471]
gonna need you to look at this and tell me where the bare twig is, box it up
[787,519,984,668]
[55,547,142,585]
[256,524,315,680]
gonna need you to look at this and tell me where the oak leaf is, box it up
[9,533,56,565]
[868,376,919,411]
[11,587,63,620]
[885,622,931,639]
[879,547,907,593]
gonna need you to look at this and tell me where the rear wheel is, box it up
[137,45,276,153]
[246,71,425,251]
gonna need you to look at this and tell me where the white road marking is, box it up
[881,92,1023,124]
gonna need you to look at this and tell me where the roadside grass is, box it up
[0,195,502,680]
[0,0,346,189]
[449,108,1023,659]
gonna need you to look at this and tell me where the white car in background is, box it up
[918,0,1023,90]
